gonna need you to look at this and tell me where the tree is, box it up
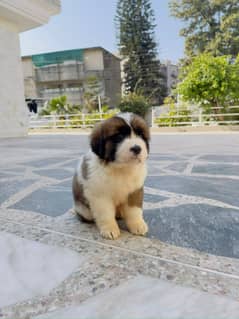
[176,54,239,113]
[169,0,239,59]
[115,0,166,105]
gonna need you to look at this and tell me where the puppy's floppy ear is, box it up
[90,123,105,159]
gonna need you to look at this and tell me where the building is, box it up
[0,0,61,138]
[22,47,121,111]
[160,61,179,96]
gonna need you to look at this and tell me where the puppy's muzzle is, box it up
[130,145,141,155]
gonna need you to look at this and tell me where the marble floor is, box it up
[34,276,239,319]
[0,133,239,318]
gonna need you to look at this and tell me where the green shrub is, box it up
[118,93,150,118]
[39,96,82,115]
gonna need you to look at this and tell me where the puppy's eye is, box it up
[112,133,124,143]
[134,128,144,138]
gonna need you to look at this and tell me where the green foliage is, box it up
[163,96,176,105]
[169,0,239,59]
[177,54,239,110]
[69,109,119,128]
[39,96,82,115]
[101,105,109,113]
[118,92,150,117]
[155,98,192,127]
[115,0,166,104]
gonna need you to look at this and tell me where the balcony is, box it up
[35,64,104,83]
[35,63,84,83]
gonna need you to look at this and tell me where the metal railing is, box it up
[29,112,115,129]
[29,106,239,130]
[153,106,239,127]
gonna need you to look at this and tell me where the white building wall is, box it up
[84,49,104,71]
[22,57,35,78]
[22,57,37,99]
[0,26,28,137]
[0,0,60,138]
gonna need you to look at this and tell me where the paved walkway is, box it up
[1,133,239,318]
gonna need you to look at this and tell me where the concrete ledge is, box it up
[151,125,239,133]
[29,128,92,135]
[29,125,239,135]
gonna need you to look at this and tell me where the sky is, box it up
[20,0,184,63]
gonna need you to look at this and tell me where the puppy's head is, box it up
[90,114,150,164]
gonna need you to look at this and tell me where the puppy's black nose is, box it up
[130,145,141,155]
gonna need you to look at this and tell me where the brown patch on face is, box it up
[72,173,90,209]
[128,187,144,208]
[81,155,89,180]
[90,117,131,162]
[130,115,150,152]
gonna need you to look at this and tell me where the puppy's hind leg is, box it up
[72,173,93,222]
[74,202,94,223]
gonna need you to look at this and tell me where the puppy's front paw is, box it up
[127,218,148,236]
[99,223,121,240]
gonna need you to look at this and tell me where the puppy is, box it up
[72,113,150,239]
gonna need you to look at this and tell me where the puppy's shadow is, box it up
[76,213,94,224]
[77,214,128,230]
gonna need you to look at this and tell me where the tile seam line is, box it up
[1,217,239,281]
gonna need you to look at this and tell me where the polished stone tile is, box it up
[149,154,183,161]
[145,204,239,258]
[61,159,79,169]
[0,172,15,179]
[24,157,68,168]
[34,168,71,180]
[58,179,72,190]
[0,179,34,204]
[10,181,73,217]
[146,175,239,207]
[5,167,27,174]
[0,232,83,308]
[147,164,162,175]
[144,193,166,203]
[165,162,188,172]
[193,163,239,175]
[34,276,239,319]
[3,206,239,279]
[2,134,239,318]
[200,155,239,163]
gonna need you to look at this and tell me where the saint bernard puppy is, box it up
[72,113,150,239]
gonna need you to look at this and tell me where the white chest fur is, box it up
[78,154,147,206]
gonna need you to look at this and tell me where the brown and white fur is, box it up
[72,113,150,240]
